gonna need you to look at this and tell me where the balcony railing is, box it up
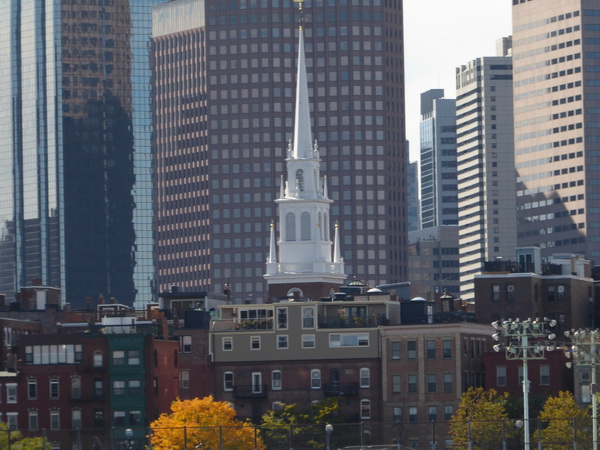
[323,382,358,397]
[232,385,268,399]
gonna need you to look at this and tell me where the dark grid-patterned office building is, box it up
[152,0,407,302]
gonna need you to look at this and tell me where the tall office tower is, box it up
[152,0,407,302]
[419,89,458,229]
[513,0,600,263]
[456,38,516,300]
[407,154,421,232]
[0,1,164,308]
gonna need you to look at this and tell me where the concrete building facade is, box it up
[455,41,517,301]
[512,0,600,263]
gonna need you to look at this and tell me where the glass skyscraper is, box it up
[0,0,165,308]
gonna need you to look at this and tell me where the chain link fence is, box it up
[5,417,600,449]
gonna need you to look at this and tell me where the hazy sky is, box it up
[403,0,512,161]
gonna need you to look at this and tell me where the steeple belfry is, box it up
[264,0,346,300]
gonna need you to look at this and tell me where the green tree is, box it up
[538,391,591,450]
[0,422,44,449]
[449,387,510,449]
[261,398,349,449]
[150,396,264,450]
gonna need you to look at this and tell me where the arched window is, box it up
[318,212,323,240]
[296,169,304,191]
[324,214,329,241]
[300,212,311,240]
[285,213,296,241]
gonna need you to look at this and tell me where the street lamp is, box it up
[565,328,600,450]
[325,424,333,450]
[492,318,557,450]
[515,420,524,450]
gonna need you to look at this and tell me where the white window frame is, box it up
[277,335,289,349]
[302,334,315,348]
[93,350,103,368]
[50,378,59,399]
[28,411,38,430]
[540,365,550,386]
[71,377,81,399]
[6,383,17,403]
[251,336,261,350]
[27,379,37,399]
[224,372,234,391]
[302,306,315,329]
[276,307,288,330]
[223,337,233,351]
[392,407,402,423]
[409,406,418,423]
[391,341,401,360]
[272,370,282,390]
[392,374,401,393]
[50,410,60,430]
[7,412,18,430]
[180,335,192,353]
[72,409,82,429]
[496,366,507,387]
[311,369,321,389]
[329,333,369,348]
[252,372,263,394]
[360,399,371,419]
[360,367,371,388]
[180,371,190,389]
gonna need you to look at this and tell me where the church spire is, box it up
[292,15,312,160]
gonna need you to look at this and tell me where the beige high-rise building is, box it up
[513,0,600,263]
[455,39,516,301]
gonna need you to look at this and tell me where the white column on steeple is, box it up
[333,222,342,263]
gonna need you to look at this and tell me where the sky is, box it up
[403,0,513,161]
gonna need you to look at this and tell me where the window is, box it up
[442,340,452,358]
[180,336,192,353]
[128,350,140,365]
[224,372,234,391]
[391,341,400,359]
[360,368,371,388]
[223,337,233,351]
[28,411,38,430]
[94,379,103,398]
[285,213,296,241]
[277,307,288,329]
[296,169,304,191]
[311,369,321,389]
[444,406,454,420]
[94,410,104,427]
[407,341,416,359]
[50,410,60,430]
[71,378,81,399]
[330,333,369,347]
[72,410,82,429]
[252,372,263,393]
[492,284,500,301]
[50,379,59,399]
[426,340,436,359]
[130,411,142,425]
[27,379,38,399]
[7,413,18,430]
[302,306,315,329]
[540,365,550,385]
[496,366,507,387]
[7,383,17,403]
[93,350,103,368]
[113,380,125,396]
[302,334,315,348]
[428,406,438,421]
[300,212,311,240]
[129,380,141,396]
[181,371,190,389]
[427,374,436,393]
[444,374,453,392]
[251,336,261,350]
[272,370,282,390]
[392,375,401,393]
[277,335,288,349]
[409,407,417,423]
[114,410,126,426]
[112,350,125,365]
[360,399,371,419]
[408,375,417,393]
[392,407,402,422]
[25,344,83,365]
[273,401,284,412]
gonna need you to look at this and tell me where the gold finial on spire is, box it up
[293,0,304,30]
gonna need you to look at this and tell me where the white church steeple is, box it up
[264,0,346,299]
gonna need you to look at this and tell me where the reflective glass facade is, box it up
[0,0,165,308]
[153,0,407,301]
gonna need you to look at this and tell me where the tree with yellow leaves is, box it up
[537,391,591,450]
[449,387,510,449]
[150,396,265,450]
